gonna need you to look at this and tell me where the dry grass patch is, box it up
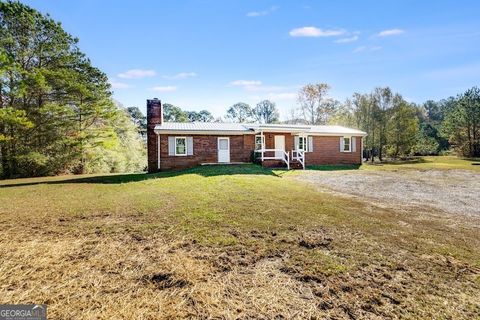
[1,164,479,319]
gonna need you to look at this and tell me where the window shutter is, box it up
[187,137,194,155]
[308,136,313,152]
[352,137,356,152]
[294,136,299,150]
[168,137,175,156]
[340,137,344,152]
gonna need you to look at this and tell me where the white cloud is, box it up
[229,80,295,93]
[377,29,405,37]
[246,6,277,17]
[353,46,366,53]
[353,46,382,53]
[152,86,177,92]
[250,92,297,102]
[118,69,156,79]
[109,80,131,89]
[334,35,359,43]
[162,72,197,80]
[229,80,262,86]
[245,85,286,92]
[267,92,297,100]
[289,27,345,37]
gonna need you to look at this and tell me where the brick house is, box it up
[147,99,367,172]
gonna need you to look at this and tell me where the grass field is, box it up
[1,157,479,318]
[306,155,480,172]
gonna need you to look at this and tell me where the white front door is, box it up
[274,135,285,158]
[218,137,230,163]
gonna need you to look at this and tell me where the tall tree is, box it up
[0,1,144,177]
[386,100,419,158]
[371,87,394,161]
[253,100,279,124]
[443,87,480,157]
[327,99,356,127]
[414,99,450,155]
[187,110,213,122]
[226,102,252,123]
[352,92,379,162]
[126,106,147,138]
[163,103,188,122]
[297,83,334,124]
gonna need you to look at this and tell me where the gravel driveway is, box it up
[295,169,480,217]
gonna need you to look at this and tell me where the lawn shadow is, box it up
[0,164,279,188]
[379,157,429,165]
[306,164,361,171]
[463,157,480,165]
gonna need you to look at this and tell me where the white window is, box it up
[343,137,351,152]
[175,137,187,155]
[298,136,307,151]
[255,135,264,150]
[296,135,313,152]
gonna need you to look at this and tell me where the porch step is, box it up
[261,159,287,168]
[289,159,304,169]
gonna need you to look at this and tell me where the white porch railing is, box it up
[291,150,305,170]
[255,149,290,169]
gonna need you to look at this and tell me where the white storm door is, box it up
[274,135,285,158]
[218,137,230,163]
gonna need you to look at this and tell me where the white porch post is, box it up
[260,130,264,161]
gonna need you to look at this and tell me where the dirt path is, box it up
[294,169,480,218]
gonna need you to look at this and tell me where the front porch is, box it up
[253,130,308,170]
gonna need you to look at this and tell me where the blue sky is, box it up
[25,0,480,119]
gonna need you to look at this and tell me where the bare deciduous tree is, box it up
[297,83,332,124]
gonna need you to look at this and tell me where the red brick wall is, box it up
[152,133,362,171]
[159,134,255,170]
[305,136,362,165]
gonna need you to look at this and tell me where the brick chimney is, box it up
[147,98,163,173]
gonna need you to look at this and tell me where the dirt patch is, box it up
[295,169,480,218]
[299,228,333,249]
[142,273,191,289]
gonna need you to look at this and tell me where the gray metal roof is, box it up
[155,122,251,131]
[154,122,367,136]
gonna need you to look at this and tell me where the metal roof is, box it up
[309,125,367,135]
[155,122,251,131]
[154,122,367,136]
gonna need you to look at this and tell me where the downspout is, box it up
[157,133,161,170]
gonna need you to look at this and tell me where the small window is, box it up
[343,137,351,152]
[255,135,264,150]
[175,137,187,155]
[298,136,307,151]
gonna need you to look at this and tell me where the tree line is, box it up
[165,83,479,160]
[289,84,480,160]
[1,1,478,179]
[156,100,280,124]
[0,1,145,178]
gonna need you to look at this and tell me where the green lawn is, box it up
[304,155,480,172]
[361,155,480,171]
[0,159,479,319]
